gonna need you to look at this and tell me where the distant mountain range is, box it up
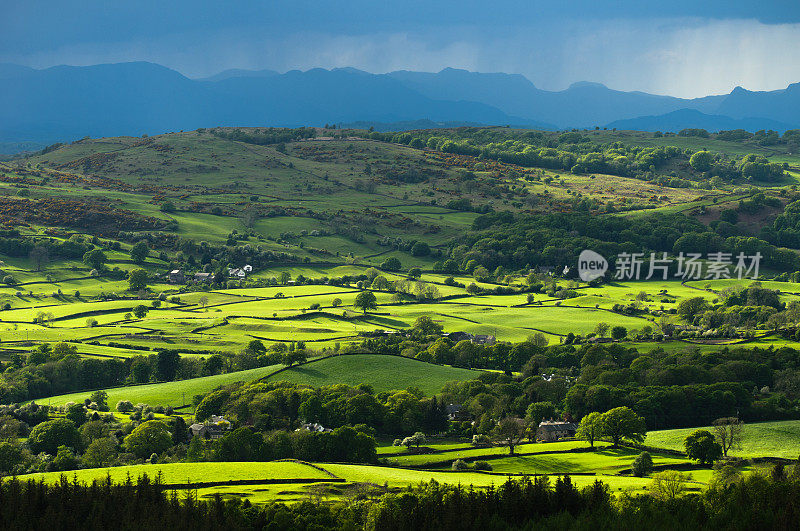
[1,62,798,153]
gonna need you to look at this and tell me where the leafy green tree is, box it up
[65,403,87,426]
[401,432,426,450]
[689,150,714,172]
[90,390,109,411]
[279,271,292,285]
[493,417,526,455]
[684,429,722,465]
[50,445,81,471]
[212,427,264,461]
[413,315,443,337]
[156,349,180,381]
[594,322,610,338]
[632,451,653,477]
[123,420,173,458]
[599,407,646,446]
[651,470,691,500]
[132,304,149,319]
[410,242,430,257]
[0,441,25,474]
[283,349,307,366]
[677,297,710,323]
[371,276,391,290]
[576,411,603,448]
[380,257,401,271]
[130,241,149,263]
[354,290,378,314]
[610,326,627,340]
[331,297,342,307]
[50,342,78,361]
[83,437,117,468]
[128,269,148,291]
[82,249,107,271]
[408,267,422,279]
[525,401,556,426]
[473,266,489,281]
[28,419,83,455]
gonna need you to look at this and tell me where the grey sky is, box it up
[2,1,799,97]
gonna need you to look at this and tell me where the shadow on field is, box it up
[288,366,325,378]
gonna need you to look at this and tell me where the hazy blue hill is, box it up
[0,62,213,143]
[387,69,727,128]
[0,62,533,145]
[202,67,534,126]
[715,83,800,126]
[605,108,796,133]
[1,62,798,150]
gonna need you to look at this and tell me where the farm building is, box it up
[189,415,231,440]
[168,269,184,284]
[472,335,496,345]
[445,332,496,345]
[536,420,578,442]
[228,267,247,279]
[194,272,213,283]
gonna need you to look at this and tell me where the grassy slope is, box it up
[645,420,800,459]
[33,354,479,408]
[266,354,480,395]
[33,364,285,408]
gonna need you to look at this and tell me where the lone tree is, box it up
[132,304,149,319]
[494,417,527,455]
[594,322,610,338]
[82,249,107,271]
[631,451,654,477]
[599,407,647,447]
[354,290,378,314]
[123,420,173,459]
[712,417,743,457]
[29,246,49,271]
[128,269,148,292]
[401,432,426,450]
[610,326,627,340]
[684,429,722,465]
[576,411,603,448]
[130,241,150,264]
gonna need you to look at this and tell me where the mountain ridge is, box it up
[1,62,797,150]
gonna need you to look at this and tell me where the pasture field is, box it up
[33,364,285,408]
[645,420,800,459]
[263,354,480,396]
[5,272,800,363]
[31,354,479,407]
[24,457,666,505]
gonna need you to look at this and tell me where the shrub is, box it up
[632,451,653,477]
[473,461,492,471]
[116,400,134,413]
[451,459,469,471]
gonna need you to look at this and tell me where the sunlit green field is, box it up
[646,420,800,459]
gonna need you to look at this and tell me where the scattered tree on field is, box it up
[712,417,743,457]
[354,290,378,314]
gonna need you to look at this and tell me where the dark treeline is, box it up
[0,347,241,404]
[368,127,792,184]
[448,209,800,272]
[190,425,378,464]
[356,332,800,429]
[1,470,799,530]
[197,380,447,437]
[209,126,316,145]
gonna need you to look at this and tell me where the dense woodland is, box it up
[1,470,799,530]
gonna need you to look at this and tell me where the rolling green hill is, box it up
[265,354,480,395]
